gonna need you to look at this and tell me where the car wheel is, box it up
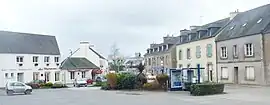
[6,90,14,96]
[85,85,87,87]
[25,90,31,95]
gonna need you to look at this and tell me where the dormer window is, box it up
[257,18,262,23]
[242,23,247,27]
[188,35,191,41]
[230,25,235,30]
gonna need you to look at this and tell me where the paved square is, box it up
[0,86,270,105]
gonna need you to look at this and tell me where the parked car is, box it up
[5,81,32,95]
[73,79,88,87]
[95,76,107,82]
[86,79,93,84]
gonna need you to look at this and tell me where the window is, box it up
[220,47,227,58]
[244,43,253,56]
[33,72,39,80]
[206,44,213,57]
[44,56,50,62]
[242,23,247,27]
[14,82,25,86]
[45,72,50,81]
[81,71,86,78]
[178,50,182,60]
[33,56,38,62]
[188,35,191,41]
[148,58,151,65]
[5,73,8,78]
[233,45,238,57]
[54,57,59,62]
[245,66,255,80]
[16,56,23,62]
[187,48,191,59]
[55,72,60,81]
[196,46,201,58]
[257,18,262,23]
[11,73,14,78]
[230,25,235,30]
[70,71,75,79]
[187,64,191,68]
[221,67,228,79]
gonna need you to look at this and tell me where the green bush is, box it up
[190,83,225,96]
[100,83,111,90]
[142,81,162,91]
[116,73,137,90]
[41,82,53,88]
[183,82,195,91]
[51,82,67,88]
[94,82,106,87]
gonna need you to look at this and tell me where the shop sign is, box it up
[44,68,57,70]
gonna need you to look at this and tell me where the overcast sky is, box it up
[0,0,269,59]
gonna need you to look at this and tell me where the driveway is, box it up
[0,86,270,105]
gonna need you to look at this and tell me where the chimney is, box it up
[79,41,90,56]
[230,9,239,20]
[180,29,190,36]
[190,26,200,30]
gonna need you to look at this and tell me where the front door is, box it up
[45,72,50,82]
[207,64,213,81]
[234,67,239,84]
[17,73,24,82]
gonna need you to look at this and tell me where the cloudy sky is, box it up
[0,0,269,58]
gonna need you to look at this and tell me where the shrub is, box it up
[93,82,106,87]
[100,83,111,90]
[183,82,195,91]
[106,73,117,89]
[156,74,169,90]
[143,80,162,90]
[190,83,225,96]
[51,82,67,88]
[42,82,53,88]
[116,73,136,90]
[26,83,40,89]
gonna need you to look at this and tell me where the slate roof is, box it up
[89,47,106,59]
[0,31,60,55]
[216,4,270,41]
[60,57,99,70]
[177,18,230,45]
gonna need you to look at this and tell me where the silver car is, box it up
[5,81,32,95]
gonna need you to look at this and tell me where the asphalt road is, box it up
[0,86,270,105]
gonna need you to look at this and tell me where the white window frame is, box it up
[55,72,60,81]
[5,73,8,78]
[187,48,191,59]
[245,66,255,80]
[178,50,182,60]
[233,45,238,57]
[54,57,59,62]
[244,43,254,57]
[81,71,86,78]
[221,67,229,79]
[44,56,50,62]
[196,46,201,58]
[33,56,38,62]
[70,71,75,80]
[220,47,227,58]
[16,56,24,62]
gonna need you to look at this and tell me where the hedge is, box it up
[190,83,224,96]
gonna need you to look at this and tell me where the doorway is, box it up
[17,73,24,82]
[45,72,50,82]
[207,63,213,81]
[234,67,239,84]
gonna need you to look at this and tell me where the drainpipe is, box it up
[215,41,219,83]
[260,32,267,85]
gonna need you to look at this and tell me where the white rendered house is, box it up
[0,31,61,87]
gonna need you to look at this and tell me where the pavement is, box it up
[0,85,270,105]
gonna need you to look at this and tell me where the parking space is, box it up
[0,86,270,105]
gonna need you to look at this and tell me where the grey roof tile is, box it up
[216,4,270,41]
[0,31,60,55]
[60,57,99,70]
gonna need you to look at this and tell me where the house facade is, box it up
[60,41,108,84]
[176,18,230,82]
[144,35,179,74]
[0,31,61,87]
[216,4,270,85]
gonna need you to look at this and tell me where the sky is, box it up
[0,0,269,59]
